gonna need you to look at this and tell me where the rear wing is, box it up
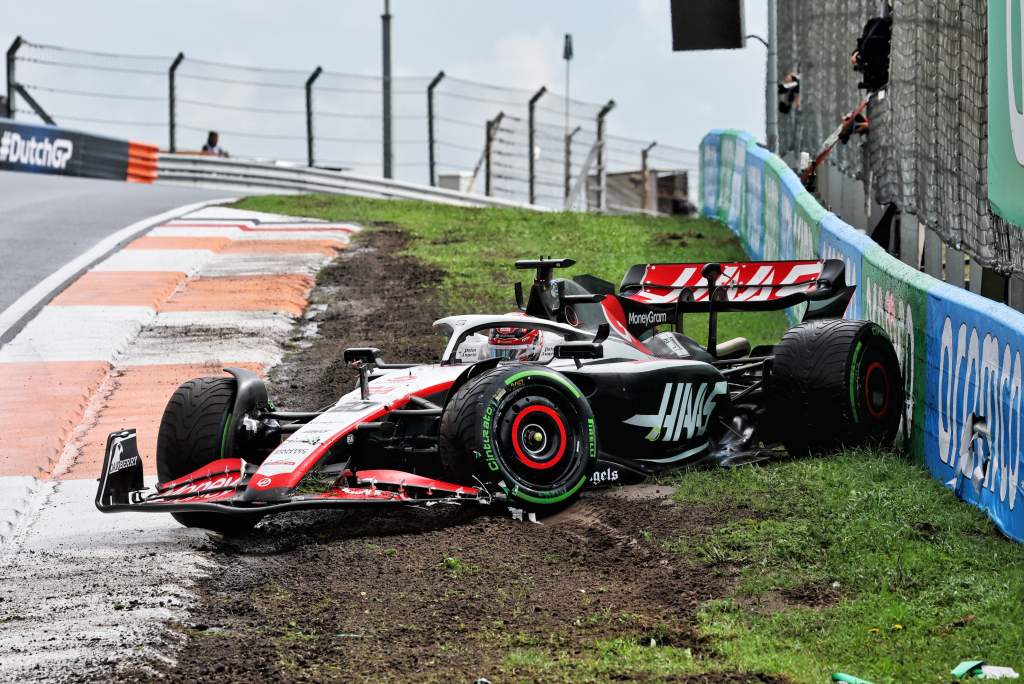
[618,259,850,314]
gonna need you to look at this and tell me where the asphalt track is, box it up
[0,171,234,315]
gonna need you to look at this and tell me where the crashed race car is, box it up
[97,257,903,534]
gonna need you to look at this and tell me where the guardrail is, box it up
[702,129,1024,544]
[156,154,550,211]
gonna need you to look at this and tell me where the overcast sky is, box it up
[1,1,767,180]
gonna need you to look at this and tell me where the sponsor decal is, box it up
[0,130,74,169]
[624,381,727,442]
[627,310,668,327]
[107,433,139,474]
[166,474,242,498]
[589,467,620,486]
[255,477,273,488]
[863,278,915,433]
[936,317,1022,510]
[330,400,378,412]
[481,396,502,472]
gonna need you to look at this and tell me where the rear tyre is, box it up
[770,319,903,456]
[157,376,262,536]
[440,364,596,513]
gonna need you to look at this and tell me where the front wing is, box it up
[95,429,490,516]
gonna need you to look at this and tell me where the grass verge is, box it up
[231,194,1023,682]
[670,452,1024,684]
[232,194,786,346]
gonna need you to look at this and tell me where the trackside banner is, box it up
[701,129,1024,544]
[0,118,157,183]
[988,0,1024,227]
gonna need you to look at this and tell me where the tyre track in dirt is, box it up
[146,228,786,683]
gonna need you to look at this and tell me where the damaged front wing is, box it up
[95,429,492,516]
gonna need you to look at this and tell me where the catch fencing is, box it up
[3,37,697,212]
[774,0,1022,275]
[703,128,1024,543]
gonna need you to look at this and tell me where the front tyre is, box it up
[157,376,263,536]
[440,364,596,512]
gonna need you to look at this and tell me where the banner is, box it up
[701,128,1024,543]
[988,0,1024,226]
[0,118,156,183]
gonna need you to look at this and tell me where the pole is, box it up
[641,141,657,211]
[6,36,23,119]
[426,70,445,186]
[484,111,504,197]
[305,66,323,167]
[564,59,570,139]
[596,100,616,212]
[562,33,573,141]
[381,0,393,179]
[766,0,778,152]
[168,52,184,152]
[564,125,581,201]
[527,86,547,205]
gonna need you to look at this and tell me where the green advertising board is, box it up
[989,0,1024,226]
[860,247,930,461]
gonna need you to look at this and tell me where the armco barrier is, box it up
[701,129,1024,543]
[156,154,548,211]
[0,118,156,183]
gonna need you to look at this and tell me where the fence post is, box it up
[381,0,393,179]
[641,141,657,211]
[485,111,504,197]
[564,125,581,201]
[168,52,184,152]
[596,100,616,211]
[6,36,23,119]
[527,86,547,204]
[427,70,445,186]
[305,66,323,167]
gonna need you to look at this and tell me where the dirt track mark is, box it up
[144,227,781,683]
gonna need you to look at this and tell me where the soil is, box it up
[140,228,784,683]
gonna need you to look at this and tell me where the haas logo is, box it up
[624,381,727,442]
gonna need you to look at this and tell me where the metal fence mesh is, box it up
[776,0,1024,275]
[8,39,698,212]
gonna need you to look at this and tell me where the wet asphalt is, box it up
[0,170,233,315]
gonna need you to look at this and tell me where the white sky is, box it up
[1,0,767,182]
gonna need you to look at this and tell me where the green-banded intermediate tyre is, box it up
[157,376,263,536]
[440,364,597,512]
[770,319,903,456]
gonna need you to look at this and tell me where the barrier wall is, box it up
[701,129,1024,543]
[0,118,157,183]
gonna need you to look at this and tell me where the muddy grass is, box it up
[146,229,784,683]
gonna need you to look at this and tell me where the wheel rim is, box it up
[863,360,890,419]
[511,405,567,470]
[493,389,583,490]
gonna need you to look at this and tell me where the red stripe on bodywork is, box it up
[356,469,478,494]
[157,458,243,491]
[600,297,652,354]
[254,380,458,492]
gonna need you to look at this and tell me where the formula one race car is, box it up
[96,258,903,534]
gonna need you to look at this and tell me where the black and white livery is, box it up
[96,257,903,533]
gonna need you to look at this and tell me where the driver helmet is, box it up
[487,326,542,360]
